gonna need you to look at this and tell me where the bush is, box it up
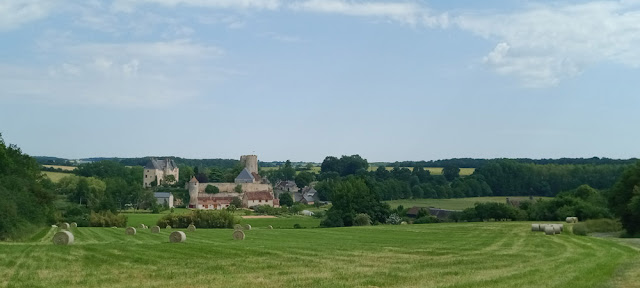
[293,223,302,229]
[157,210,237,228]
[89,211,127,227]
[353,213,372,226]
[386,213,402,225]
[253,205,282,216]
[414,215,440,224]
[205,185,219,194]
[573,223,588,236]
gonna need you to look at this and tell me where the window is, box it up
[259,200,262,203]
[145,175,147,178]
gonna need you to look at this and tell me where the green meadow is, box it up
[42,171,73,183]
[385,196,552,211]
[1,222,637,288]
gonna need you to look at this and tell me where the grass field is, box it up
[261,166,475,176]
[385,196,552,210]
[42,165,76,171]
[123,209,321,229]
[1,222,637,288]
[42,171,73,183]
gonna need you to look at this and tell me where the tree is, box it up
[282,160,296,181]
[279,193,294,207]
[609,161,640,236]
[205,185,219,194]
[295,171,315,188]
[443,165,460,181]
[231,197,242,207]
[320,177,390,227]
[163,175,176,186]
[234,185,242,193]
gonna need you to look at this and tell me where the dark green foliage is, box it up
[459,202,526,222]
[231,197,242,207]
[442,165,460,181]
[320,177,390,227]
[205,185,220,194]
[89,211,127,227]
[608,161,640,236]
[573,223,588,236]
[295,171,315,188]
[0,134,56,240]
[157,210,237,228]
[527,186,611,221]
[414,216,440,224]
[279,192,294,207]
[320,155,368,177]
[234,184,242,193]
[253,205,288,216]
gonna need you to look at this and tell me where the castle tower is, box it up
[240,155,258,175]
[188,176,199,208]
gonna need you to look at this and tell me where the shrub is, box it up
[234,185,243,193]
[89,211,127,227]
[205,185,220,194]
[293,223,302,229]
[157,210,237,228]
[253,205,281,216]
[353,213,371,226]
[414,215,440,224]
[386,213,402,225]
[573,223,588,236]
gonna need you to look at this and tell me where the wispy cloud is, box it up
[289,0,449,27]
[111,0,282,12]
[0,0,55,30]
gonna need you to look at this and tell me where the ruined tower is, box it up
[240,155,258,175]
[188,176,199,208]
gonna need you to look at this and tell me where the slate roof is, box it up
[244,191,274,201]
[145,158,178,170]
[235,168,255,182]
[154,192,172,198]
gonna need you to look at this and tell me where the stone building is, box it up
[143,158,179,188]
[153,192,174,208]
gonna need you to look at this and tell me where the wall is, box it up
[199,183,272,193]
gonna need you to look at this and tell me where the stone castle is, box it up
[187,155,276,209]
[143,158,179,188]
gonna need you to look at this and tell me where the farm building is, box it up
[143,158,179,188]
[293,186,318,205]
[243,191,275,208]
[153,192,174,208]
[275,180,298,192]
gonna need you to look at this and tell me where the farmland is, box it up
[385,196,552,211]
[42,165,76,171]
[1,222,637,288]
[42,171,73,183]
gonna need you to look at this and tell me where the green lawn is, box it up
[386,196,552,210]
[1,222,637,288]
[42,171,73,183]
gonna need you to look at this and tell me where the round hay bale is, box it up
[244,224,251,231]
[70,222,78,228]
[112,226,117,228]
[552,224,561,234]
[60,222,70,230]
[232,230,245,240]
[566,217,573,223]
[544,225,555,235]
[558,224,564,232]
[125,227,137,235]
[531,224,540,231]
[401,221,408,225]
[268,225,273,229]
[187,224,196,232]
[234,224,243,230]
[166,225,172,229]
[52,230,74,245]
[573,217,579,223]
[139,224,146,229]
[51,225,58,228]
[169,231,186,243]
[151,226,161,233]
[539,224,547,231]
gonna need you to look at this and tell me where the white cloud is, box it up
[112,0,281,12]
[455,1,640,87]
[1,40,226,107]
[289,0,448,27]
[0,0,54,30]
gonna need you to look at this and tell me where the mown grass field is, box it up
[42,165,76,171]
[42,171,73,183]
[1,222,637,288]
[260,166,475,176]
[385,196,553,211]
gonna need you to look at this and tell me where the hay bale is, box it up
[112,226,117,228]
[169,231,186,243]
[558,224,564,232]
[234,224,243,230]
[552,224,561,234]
[60,222,70,230]
[151,226,160,233]
[244,224,251,231]
[268,225,273,229]
[401,221,408,225]
[544,225,555,235]
[139,224,147,229]
[70,222,78,228]
[573,217,579,223]
[52,230,74,245]
[539,224,547,231]
[51,225,58,228]
[187,224,196,232]
[566,217,573,223]
[232,230,245,240]
[125,227,137,235]
[531,224,540,231]
[166,225,171,229]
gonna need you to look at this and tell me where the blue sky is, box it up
[1,0,639,162]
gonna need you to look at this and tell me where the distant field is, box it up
[386,196,552,211]
[42,171,73,182]
[42,165,76,171]
[123,209,320,229]
[261,166,475,176]
[2,222,637,287]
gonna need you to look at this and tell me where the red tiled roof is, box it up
[273,199,280,206]
[244,191,274,201]
[198,195,234,205]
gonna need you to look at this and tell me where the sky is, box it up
[1,0,640,162]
